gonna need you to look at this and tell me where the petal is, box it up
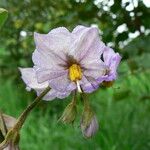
[32,49,67,69]
[19,68,48,90]
[36,68,68,83]
[34,27,71,51]
[103,47,121,80]
[50,27,70,34]
[80,76,99,93]
[36,89,71,101]
[72,25,85,33]
[49,72,76,92]
[70,26,98,60]
[82,59,107,80]
[103,47,121,69]
[70,26,105,62]
[19,68,68,101]
[80,37,105,64]
[34,27,71,59]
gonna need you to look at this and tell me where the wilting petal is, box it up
[19,68,48,91]
[70,26,101,61]
[49,73,76,92]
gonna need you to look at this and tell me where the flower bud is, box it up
[59,101,77,124]
[81,115,99,138]
[0,113,20,150]
[4,142,20,150]
[80,95,99,138]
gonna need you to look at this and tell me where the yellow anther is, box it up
[69,64,82,82]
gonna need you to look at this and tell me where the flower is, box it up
[20,25,108,100]
[97,46,121,84]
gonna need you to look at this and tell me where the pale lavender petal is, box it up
[80,76,99,93]
[80,37,105,64]
[34,28,72,63]
[50,27,70,34]
[34,27,71,55]
[70,26,103,61]
[36,89,71,101]
[82,59,107,80]
[72,25,85,33]
[36,68,68,83]
[103,47,121,81]
[19,68,48,91]
[73,26,106,79]
[19,68,69,101]
[49,73,76,92]
[32,49,67,69]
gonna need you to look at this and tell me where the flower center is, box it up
[69,64,82,82]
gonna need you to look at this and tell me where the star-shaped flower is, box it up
[20,26,112,100]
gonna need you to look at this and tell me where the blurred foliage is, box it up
[0,8,8,28]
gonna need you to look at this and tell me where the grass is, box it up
[0,62,150,150]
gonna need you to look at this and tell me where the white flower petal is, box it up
[82,59,106,80]
[19,68,48,90]
[70,26,105,62]
[80,76,99,93]
[34,28,71,59]
[36,68,68,83]
[37,89,71,101]
[49,73,76,92]
[32,49,67,69]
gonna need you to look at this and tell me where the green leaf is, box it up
[0,8,8,28]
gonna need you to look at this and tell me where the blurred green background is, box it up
[0,0,150,150]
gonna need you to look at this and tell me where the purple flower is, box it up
[20,25,108,100]
[97,46,121,83]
